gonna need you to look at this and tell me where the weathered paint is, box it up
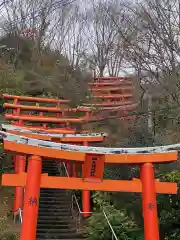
[0,130,178,155]
[2,124,108,138]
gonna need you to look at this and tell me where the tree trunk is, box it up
[99,66,105,77]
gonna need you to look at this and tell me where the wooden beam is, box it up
[1,131,177,164]
[1,173,177,194]
[5,114,86,123]
[94,94,133,99]
[1,94,70,103]
[91,86,134,92]
[84,101,134,106]
[7,126,76,134]
[7,130,106,143]
[2,124,107,137]
[88,82,132,86]
[3,103,94,113]
[3,140,177,164]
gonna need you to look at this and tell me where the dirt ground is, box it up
[0,186,20,239]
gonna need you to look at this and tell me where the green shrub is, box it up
[86,192,143,240]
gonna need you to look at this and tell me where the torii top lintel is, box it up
[93,76,131,80]
[10,125,76,134]
[88,82,133,86]
[2,124,107,142]
[4,103,137,114]
[0,131,177,164]
[3,103,96,113]
[1,94,70,104]
[90,86,134,92]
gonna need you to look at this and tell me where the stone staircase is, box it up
[36,160,85,240]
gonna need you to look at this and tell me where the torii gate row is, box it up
[2,94,104,125]
[2,93,135,116]
[2,124,107,217]
[1,93,75,130]
[2,94,110,217]
[3,102,137,115]
[3,102,136,122]
[2,94,136,124]
[0,131,178,240]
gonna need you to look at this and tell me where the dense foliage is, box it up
[87,192,143,240]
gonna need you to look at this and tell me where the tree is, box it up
[1,0,76,53]
[83,0,121,76]
[63,5,87,69]
[119,0,180,104]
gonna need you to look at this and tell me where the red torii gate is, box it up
[1,94,109,218]
[2,123,107,217]
[0,131,178,240]
[2,93,131,124]
[1,92,178,240]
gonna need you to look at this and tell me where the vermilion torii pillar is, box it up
[11,97,26,216]
[82,141,90,217]
[141,163,159,240]
[13,155,26,218]
[20,155,42,240]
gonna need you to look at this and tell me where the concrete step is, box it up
[36,232,84,239]
[37,223,75,229]
[36,160,85,240]
[37,228,77,233]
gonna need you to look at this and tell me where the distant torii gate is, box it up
[85,76,137,120]
[2,93,121,123]
[0,131,178,240]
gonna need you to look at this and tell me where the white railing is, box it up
[56,161,92,230]
[102,209,119,240]
[14,208,23,224]
[57,161,119,240]
[62,161,92,212]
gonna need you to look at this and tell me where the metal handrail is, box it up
[61,161,92,215]
[102,209,119,240]
[19,208,23,224]
[14,208,23,224]
[12,161,119,239]
[57,161,119,239]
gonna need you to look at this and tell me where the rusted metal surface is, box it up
[0,130,178,155]
[2,124,108,138]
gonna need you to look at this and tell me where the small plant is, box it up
[0,216,19,240]
[0,232,19,240]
